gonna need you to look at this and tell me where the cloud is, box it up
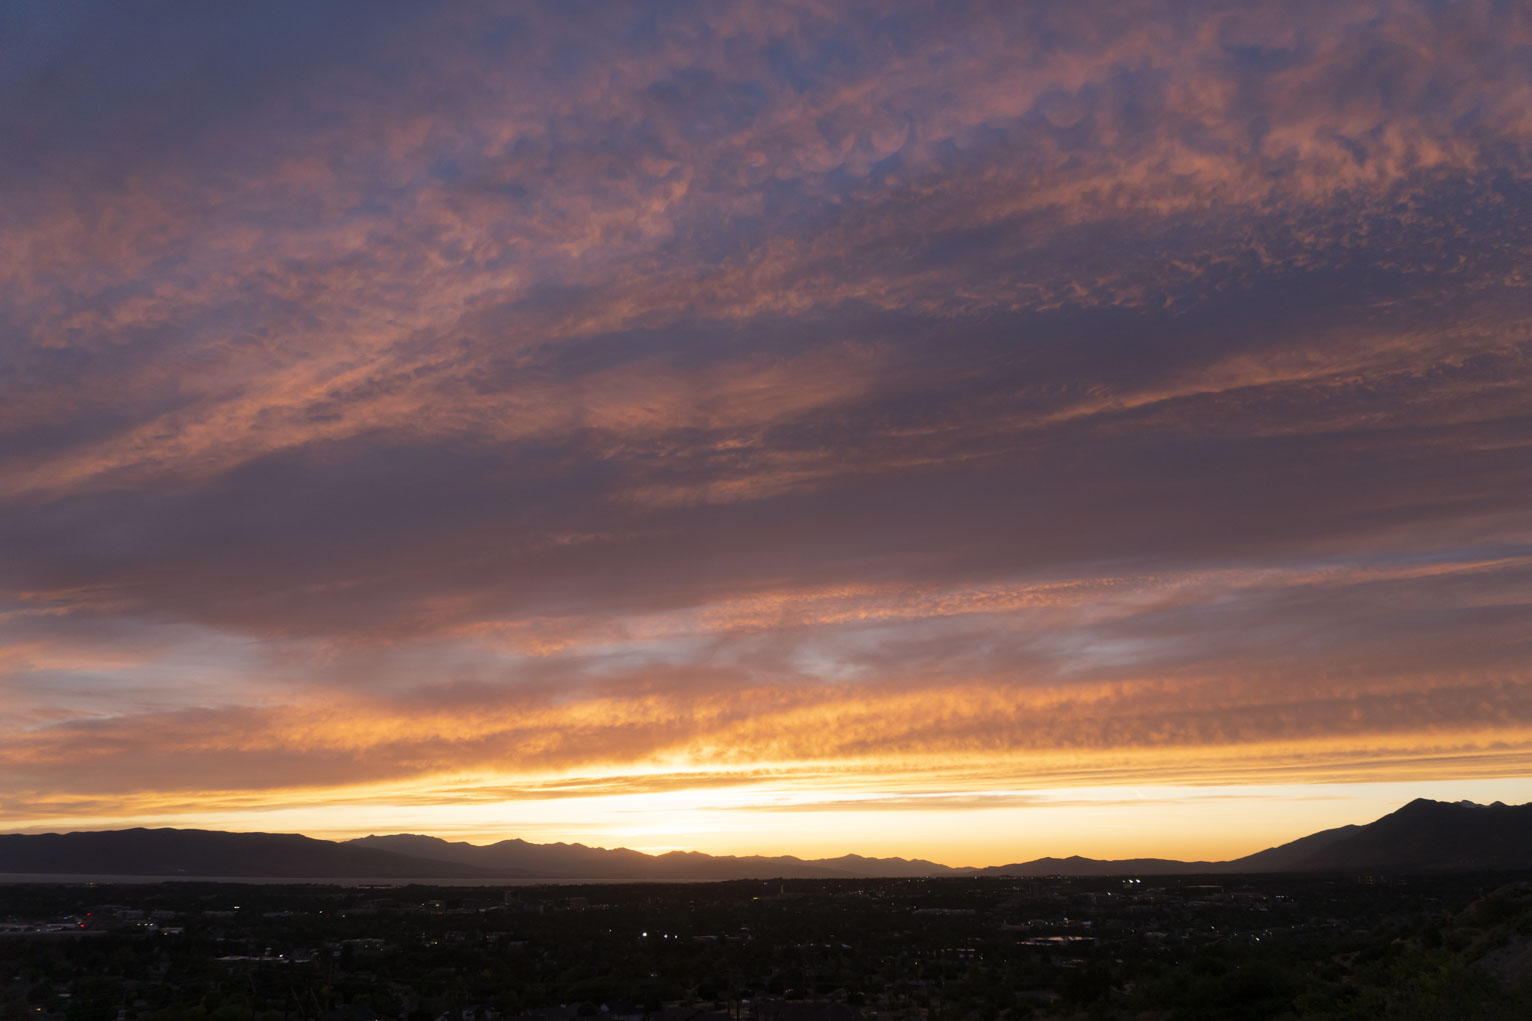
[1,0,1530,840]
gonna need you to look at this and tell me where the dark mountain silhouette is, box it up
[345,834,865,879]
[1222,820,1363,872]
[1251,798,1531,872]
[813,853,958,877]
[960,799,1532,876]
[2,800,1527,880]
[0,827,504,878]
[960,855,1221,877]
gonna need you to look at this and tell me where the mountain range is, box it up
[1,798,1527,881]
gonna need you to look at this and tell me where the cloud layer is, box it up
[2,0,1530,852]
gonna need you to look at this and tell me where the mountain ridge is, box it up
[0,827,503,879]
[3,799,1529,880]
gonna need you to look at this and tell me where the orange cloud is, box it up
[2,0,1530,853]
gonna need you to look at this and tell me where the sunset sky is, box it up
[2,0,1530,866]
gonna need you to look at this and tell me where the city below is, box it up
[2,797,1531,1018]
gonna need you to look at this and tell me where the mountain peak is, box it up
[4,798,1531,880]
[1393,797,1498,815]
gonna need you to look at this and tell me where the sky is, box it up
[1,0,1530,866]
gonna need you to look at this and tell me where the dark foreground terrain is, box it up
[3,873,1531,1021]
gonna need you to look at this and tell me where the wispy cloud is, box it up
[1,0,1529,850]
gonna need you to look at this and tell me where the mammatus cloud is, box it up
[1,0,1529,851]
